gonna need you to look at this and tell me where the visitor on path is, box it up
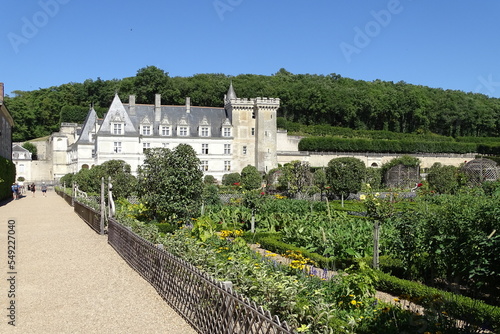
[41,182,47,197]
[31,183,36,197]
[11,183,19,200]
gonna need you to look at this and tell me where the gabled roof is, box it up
[76,107,98,144]
[12,144,32,160]
[98,94,137,135]
[12,144,30,153]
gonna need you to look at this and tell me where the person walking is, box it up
[11,183,19,200]
[31,182,36,197]
[41,182,48,197]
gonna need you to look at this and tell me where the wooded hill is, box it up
[5,66,500,142]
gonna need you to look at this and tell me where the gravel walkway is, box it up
[0,191,196,334]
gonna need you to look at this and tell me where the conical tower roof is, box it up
[225,82,237,103]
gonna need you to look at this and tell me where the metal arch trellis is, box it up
[461,158,499,185]
[384,164,420,189]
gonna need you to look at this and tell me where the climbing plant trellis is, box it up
[384,164,420,189]
[461,158,499,185]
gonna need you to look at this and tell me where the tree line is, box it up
[5,66,500,142]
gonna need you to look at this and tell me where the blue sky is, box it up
[2,0,500,98]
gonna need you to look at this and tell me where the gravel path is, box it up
[0,191,196,334]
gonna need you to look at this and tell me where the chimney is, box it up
[0,83,4,103]
[155,94,161,122]
[186,97,191,113]
[129,95,136,116]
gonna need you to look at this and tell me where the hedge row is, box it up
[376,271,500,332]
[245,231,500,331]
[278,119,456,142]
[456,136,500,144]
[477,144,500,155]
[0,157,16,201]
[299,137,478,154]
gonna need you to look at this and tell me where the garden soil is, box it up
[0,191,196,334]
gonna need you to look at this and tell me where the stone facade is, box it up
[0,83,14,161]
[30,85,281,181]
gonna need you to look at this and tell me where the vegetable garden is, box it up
[62,148,500,333]
[116,184,500,333]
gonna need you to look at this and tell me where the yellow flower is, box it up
[350,300,357,305]
[394,298,400,302]
[360,194,366,200]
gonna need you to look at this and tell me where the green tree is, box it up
[134,66,170,104]
[313,168,328,198]
[137,145,203,222]
[326,157,366,206]
[22,142,37,157]
[222,172,241,186]
[100,160,137,199]
[240,165,261,190]
[203,175,217,185]
[278,160,313,198]
[364,167,382,190]
[426,163,459,194]
[202,184,221,206]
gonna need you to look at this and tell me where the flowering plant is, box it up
[361,192,396,221]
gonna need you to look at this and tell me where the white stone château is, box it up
[67,84,281,180]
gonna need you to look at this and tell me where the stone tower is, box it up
[225,83,280,173]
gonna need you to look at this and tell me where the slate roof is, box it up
[97,94,232,138]
[12,144,32,160]
[76,107,98,144]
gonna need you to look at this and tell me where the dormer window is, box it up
[179,126,188,136]
[160,126,171,136]
[200,127,210,137]
[113,123,123,135]
[141,125,152,136]
[140,116,152,136]
[177,117,189,137]
[223,127,231,137]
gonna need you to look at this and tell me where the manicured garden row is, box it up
[376,271,500,332]
[246,231,500,332]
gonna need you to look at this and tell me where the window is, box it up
[223,127,231,137]
[19,164,25,173]
[113,123,123,135]
[113,142,122,153]
[243,146,247,155]
[200,160,208,171]
[201,144,209,154]
[224,144,231,155]
[179,126,188,136]
[162,143,169,148]
[161,126,170,136]
[224,161,231,171]
[143,142,150,152]
[251,128,255,136]
[142,125,151,136]
[252,111,255,119]
[200,127,210,137]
